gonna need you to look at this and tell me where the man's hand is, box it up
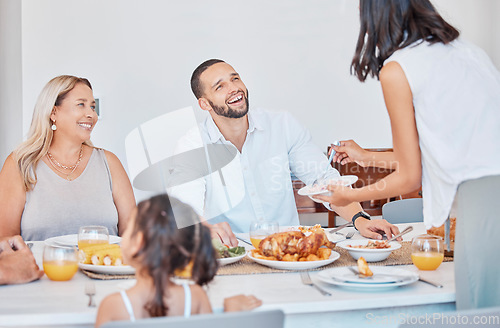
[354,218,402,241]
[209,222,238,247]
[0,236,44,285]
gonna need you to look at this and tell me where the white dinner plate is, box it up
[44,234,122,247]
[297,175,358,197]
[317,266,418,291]
[217,252,247,266]
[78,263,136,275]
[247,250,340,270]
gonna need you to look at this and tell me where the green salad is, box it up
[212,239,245,258]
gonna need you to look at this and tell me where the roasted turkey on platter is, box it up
[252,225,334,261]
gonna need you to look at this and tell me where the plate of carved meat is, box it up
[247,251,340,270]
[247,225,340,270]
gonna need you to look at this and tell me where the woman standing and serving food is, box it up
[317,0,500,310]
[0,75,136,240]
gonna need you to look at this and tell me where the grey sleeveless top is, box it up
[21,148,119,241]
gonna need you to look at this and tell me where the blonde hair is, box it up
[13,75,94,191]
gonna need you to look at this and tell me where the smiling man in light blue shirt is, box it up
[168,59,400,246]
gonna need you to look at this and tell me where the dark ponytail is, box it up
[131,195,218,317]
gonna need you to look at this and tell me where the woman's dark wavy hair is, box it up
[351,0,460,82]
[130,194,218,317]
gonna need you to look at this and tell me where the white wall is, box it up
[433,0,499,68]
[1,0,499,201]
[494,0,500,67]
[0,0,23,162]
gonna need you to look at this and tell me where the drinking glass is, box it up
[78,225,109,249]
[249,220,279,249]
[43,245,78,281]
[411,234,444,270]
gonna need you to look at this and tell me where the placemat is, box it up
[217,241,453,276]
[81,269,135,280]
[80,242,453,279]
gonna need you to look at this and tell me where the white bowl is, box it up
[336,239,402,262]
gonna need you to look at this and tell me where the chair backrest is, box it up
[101,309,285,328]
[382,198,423,224]
[398,306,500,327]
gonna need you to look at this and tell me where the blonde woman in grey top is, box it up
[0,75,135,240]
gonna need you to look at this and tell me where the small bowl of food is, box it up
[336,239,401,262]
[298,175,358,203]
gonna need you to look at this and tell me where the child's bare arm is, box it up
[223,294,262,312]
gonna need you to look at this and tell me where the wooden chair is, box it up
[328,148,421,227]
[292,179,329,215]
[292,147,422,228]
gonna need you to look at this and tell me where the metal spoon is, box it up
[312,141,340,186]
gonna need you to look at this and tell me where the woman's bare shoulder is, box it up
[380,61,407,83]
[99,149,126,169]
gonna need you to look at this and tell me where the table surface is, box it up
[0,222,455,327]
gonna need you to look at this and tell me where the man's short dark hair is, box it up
[190,59,225,99]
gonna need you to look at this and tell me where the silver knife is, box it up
[418,277,443,288]
[236,236,253,247]
[328,275,410,284]
[328,221,353,234]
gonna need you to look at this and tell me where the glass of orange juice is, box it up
[411,234,444,270]
[43,245,78,281]
[78,225,109,249]
[249,220,279,249]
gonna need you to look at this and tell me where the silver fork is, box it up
[85,282,96,307]
[333,231,355,244]
[300,271,331,296]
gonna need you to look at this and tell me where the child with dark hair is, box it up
[95,195,261,327]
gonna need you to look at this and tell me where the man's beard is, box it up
[209,90,250,119]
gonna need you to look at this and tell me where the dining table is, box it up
[0,221,456,328]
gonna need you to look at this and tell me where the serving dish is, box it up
[336,239,401,262]
[247,251,340,270]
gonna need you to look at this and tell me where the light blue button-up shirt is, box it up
[168,108,339,233]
